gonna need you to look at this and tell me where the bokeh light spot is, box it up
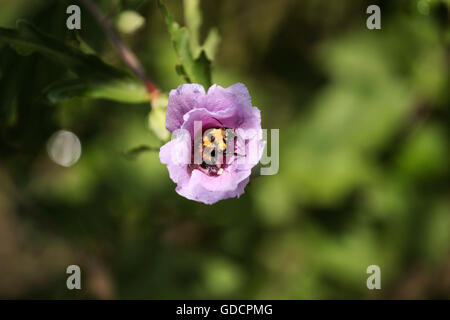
[47,130,82,167]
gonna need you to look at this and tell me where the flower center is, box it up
[190,126,236,176]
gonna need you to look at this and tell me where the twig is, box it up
[80,0,160,99]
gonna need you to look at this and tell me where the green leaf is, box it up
[150,94,169,110]
[203,28,220,60]
[0,20,122,77]
[157,0,212,88]
[71,31,96,55]
[192,50,211,87]
[0,20,148,103]
[45,78,149,104]
[183,0,220,60]
[147,94,170,141]
[183,0,202,57]
[148,107,170,141]
[175,64,189,82]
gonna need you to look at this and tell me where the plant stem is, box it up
[80,0,160,99]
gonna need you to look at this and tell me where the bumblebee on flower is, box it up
[159,83,265,205]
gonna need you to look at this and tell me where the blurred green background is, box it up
[0,0,449,299]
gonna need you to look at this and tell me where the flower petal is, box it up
[177,167,251,204]
[166,84,205,132]
[204,83,252,113]
[159,133,191,186]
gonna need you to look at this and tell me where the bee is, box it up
[193,118,243,176]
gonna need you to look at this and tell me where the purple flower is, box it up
[159,83,265,204]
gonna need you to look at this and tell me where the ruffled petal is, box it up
[204,83,252,113]
[159,132,192,186]
[166,84,205,132]
[176,167,251,204]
